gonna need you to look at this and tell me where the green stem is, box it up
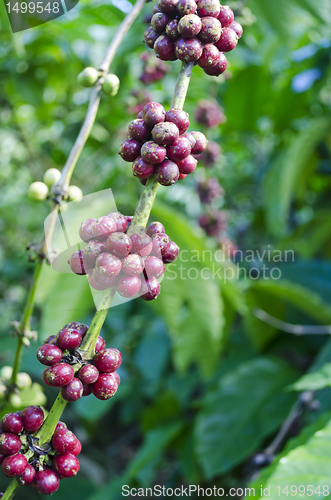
[2,480,19,500]
[170,62,194,109]
[36,392,67,446]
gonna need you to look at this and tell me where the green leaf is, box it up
[194,357,298,478]
[264,117,331,237]
[292,0,331,24]
[289,363,331,391]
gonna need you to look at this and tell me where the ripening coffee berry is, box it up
[88,273,106,291]
[117,275,142,298]
[177,154,198,174]
[204,52,227,76]
[102,74,120,96]
[55,421,67,431]
[43,363,74,388]
[144,27,159,48]
[2,454,27,477]
[45,335,57,345]
[54,453,80,478]
[167,136,191,162]
[77,67,99,87]
[132,157,155,179]
[1,413,23,435]
[152,233,171,256]
[106,232,132,258]
[68,185,83,202]
[190,131,208,154]
[95,252,122,277]
[72,439,82,456]
[217,5,234,27]
[153,3,161,13]
[140,277,161,301]
[198,44,220,69]
[230,20,243,38]
[177,0,197,16]
[175,37,203,62]
[79,218,96,242]
[143,102,166,128]
[130,231,153,256]
[17,464,36,485]
[198,17,222,43]
[154,35,177,61]
[0,434,22,456]
[108,212,129,232]
[112,372,121,386]
[178,14,202,37]
[151,12,169,32]
[157,0,178,14]
[122,254,144,276]
[144,255,165,278]
[162,241,179,263]
[61,378,84,402]
[43,168,61,188]
[119,139,142,162]
[92,373,118,400]
[92,267,118,289]
[152,122,179,145]
[165,108,190,134]
[91,216,117,241]
[78,365,99,385]
[57,328,82,350]
[155,159,180,186]
[197,0,220,17]
[28,181,48,201]
[35,470,60,495]
[68,250,86,275]
[165,19,180,40]
[215,27,238,52]
[141,141,167,164]
[146,221,165,237]
[37,344,63,366]
[94,348,122,373]
[83,240,107,265]
[95,336,106,352]
[21,406,44,433]
[128,119,151,141]
[52,429,77,454]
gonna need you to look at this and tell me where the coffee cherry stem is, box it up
[2,479,19,500]
[35,393,67,447]
[170,61,193,109]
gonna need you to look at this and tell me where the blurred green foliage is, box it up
[0,0,331,497]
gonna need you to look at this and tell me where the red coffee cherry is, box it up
[198,17,222,43]
[152,233,171,256]
[93,348,122,373]
[95,336,106,353]
[79,218,96,243]
[230,20,243,38]
[197,0,220,17]
[53,453,80,478]
[165,108,190,135]
[92,373,118,400]
[91,216,117,241]
[198,44,220,69]
[151,12,169,32]
[142,102,166,128]
[203,52,227,76]
[177,154,198,174]
[217,4,234,27]
[177,0,197,16]
[117,275,142,298]
[37,344,63,366]
[68,250,87,275]
[154,35,177,61]
[144,256,165,279]
[91,269,119,289]
[140,277,161,301]
[157,0,178,15]
[106,233,132,258]
[21,406,44,433]
[17,463,36,485]
[190,131,208,154]
[119,139,142,162]
[43,363,74,388]
[108,212,129,232]
[165,19,180,41]
[2,454,27,477]
[55,421,67,432]
[52,429,77,454]
[78,365,99,385]
[162,241,179,263]
[130,232,153,257]
[112,372,121,387]
[82,384,93,397]
[44,334,57,345]
[215,27,238,52]
[122,254,144,276]
[155,159,180,186]
[95,252,122,277]
[83,240,107,266]
[132,157,155,179]
[72,439,82,456]
[146,221,165,237]
[1,413,24,435]
[141,141,167,164]
[35,470,60,495]
[0,434,22,456]
[88,273,107,291]
[167,137,191,162]
[175,37,203,62]
[152,121,179,145]
[178,14,202,38]
[128,119,151,141]
[61,378,84,402]
[144,27,159,48]
[57,328,82,350]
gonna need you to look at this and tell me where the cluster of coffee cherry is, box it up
[68,212,179,300]
[0,406,81,495]
[37,322,121,402]
[140,52,169,84]
[144,0,242,76]
[119,101,207,185]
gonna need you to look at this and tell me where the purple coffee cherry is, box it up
[178,14,202,37]
[128,119,151,141]
[140,277,161,301]
[92,373,118,400]
[144,27,159,48]
[215,27,238,52]
[43,363,75,388]
[79,218,96,242]
[175,37,203,62]
[177,0,197,15]
[177,155,198,174]
[91,269,119,289]
[167,137,191,162]
[57,328,82,350]
[132,157,155,179]
[106,232,132,258]
[116,275,142,298]
[52,429,77,454]
[157,0,178,14]
[2,454,27,477]
[154,35,177,61]
[61,377,83,402]
[44,334,57,345]
[83,240,107,267]
[35,470,60,495]
[108,212,128,232]
[197,0,220,17]
[190,131,208,154]
[93,348,122,373]
[152,121,179,145]
[65,322,89,336]
[130,232,153,256]
[0,434,22,456]
[165,108,190,134]
[152,233,171,256]
[153,3,161,13]
[141,141,167,164]
[183,132,196,148]
[37,344,63,366]
[21,406,44,433]
[122,254,144,276]
[91,216,117,241]
[155,159,180,186]
[151,12,169,32]
[78,365,99,385]
[82,384,93,397]
[68,250,86,275]
[119,139,142,162]
[198,44,220,68]
[162,241,179,263]
[230,20,243,38]
[144,255,165,278]
[95,336,106,352]
[1,413,24,435]
[217,4,234,27]
[146,221,165,237]
[88,273,108,291]
[17,464,36,485]
[204,52,227,75]
[112,372,121,387]
[165,19,180,40]
[95,252,122,277]
[198,16,222,43]
[143,102,166,128]
[53,453,80,478]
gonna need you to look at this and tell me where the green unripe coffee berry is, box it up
[43,168,61,188]
[102,74,120,96]
[17,372,32,389]
[28,181,49,201]
[0,383,6,400]
[68,185,83,202]
[1,366,13,381]
[78,67,99,87]
[9,394,22,408]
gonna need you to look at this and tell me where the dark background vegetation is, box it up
[0,0,331,498]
